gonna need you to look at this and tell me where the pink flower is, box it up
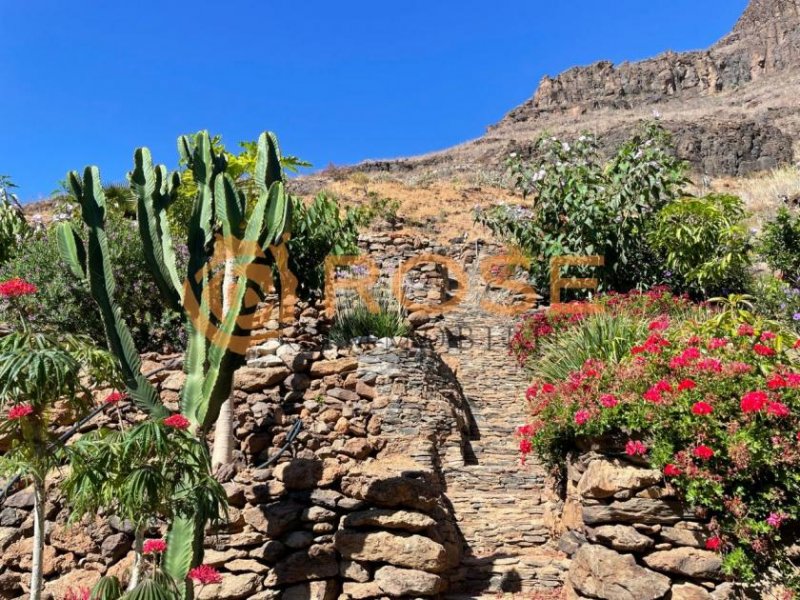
[541,383,555,394]
[737,324,755,336]
[62,587,91,600]
[0,278,37,298]
[142,539,167,554]
[761,331,777,342]
[600,394,618,408]
[163,414,191,430]
[519,439,532,454]
[643,387,662,403]
[705,536,722,551]
[7,404,33,421]
[767,402,790,418]
[625,440,647,456]
[104,390,127,405]
[767,513,785,528]
[525,385,539,401]
[697,358,723,373]
[574,410,590,426]
[648,318,669,331]
[677,378,697,392]
[754,343,776,357]
[693,445,714,460]
[707,337,728,350]
[692,401,713,416]
[517,424,535,437]
[664,464,682,477]
[767,374,787,390]
[655,380,673,393]
[741,391,768,413]
[189,565,222,585]
[787,373,800,388]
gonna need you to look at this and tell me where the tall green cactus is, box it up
[58,130,292,598]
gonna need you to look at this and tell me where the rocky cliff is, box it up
[347,0,800,180]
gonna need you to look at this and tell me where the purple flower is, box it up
[793,312,800,321]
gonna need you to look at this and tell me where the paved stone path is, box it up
[438,271,570,597]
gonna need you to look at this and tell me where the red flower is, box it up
[600,394,618,408]
[707,337,728,350]
[525,385,538,401]
[541,383,555,394]
[697,358,722,373]
[760,331,777,342]
[7,404,33,421]
[104,390,127,405]
[741,391,768,413]
[574,410,590,426]
[664,464,682,477]
[142,539,167,554]
[767,402,791,418]
[517,424,535,437]
[625,440,647,456]
[705,536,722,551]
[767,374,787,390]
[737,324,755,336]
[0,278,37,298]
[643,387,662,403]
[693,445,714,460]
[519,439,532,454]
[754,344,776,357]
[677,379,697,392]
[787,373,800,388]
[692,401,713,416]
[62,588,91,600]
[655,380,673,393]
[163,414,191,430]
[648,318,669,331]
[189,565,222,585]
[794,339,800,350]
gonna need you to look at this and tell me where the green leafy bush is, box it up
[329,291,409,345]
[476,122,688,295]
[0,176,30,265]
[518,308,800,589]
[749,275,800,335]
[288,193,364,298]
[648,194,752,296]
[759,207,800,286]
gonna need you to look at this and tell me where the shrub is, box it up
[759,207,800,286]
[749,275,800,335]
[476,122,688,295]
[329,291,409,345]
[648,194,752,296]
[0,176,30,265]
[518,310,800,588]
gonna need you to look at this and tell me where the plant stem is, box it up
[211,257,236,470]
[128,526,145,591]
[30,475,45,600]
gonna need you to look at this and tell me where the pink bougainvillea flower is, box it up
[163,414,191,430]
[664,464,682,477]
[142,539,167,554]
[692,401,713,416]
[519,439,532,454]
[7,404,33,421]
[737,324,755,336]
[741,391,768,413]
[104,390,127,405]
[574,410,590,426]
[677,379,697,392]
[625,440,647,456]
[705,536,722,551]
[0,278,38,298]
[767,513,785,528]
[189,564,222,585]
[693,445,714,460]
[754,343,776,357]
[599,394,618,408]
[767,402,791,418]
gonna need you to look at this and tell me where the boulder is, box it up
[234,366,290,392]
[274,459,323,490]
[226,558,268,574]
[339,560,371,583]
[340,456,440,511]
[569,544,671,600]
[659,523,707,548]
[671,583,712,599]
[644,547,723,580]
[310,358,358,377]
[342,508,436,532]
[374,565,445,596]
[588,525,654,553]
[282,580,338,600]
[264,544,339,586]
[335,529,447,573]
[197,573,261,600]
[578,459,662,499]
[242,501,302,537]
[583,498,695,525]
[0,571,22,598]
[100,532,131,562]
[342,582,382,599]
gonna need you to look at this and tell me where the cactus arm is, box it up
[162,515,201,599]
[214,173,245,240]
[130,148,184,311]
[254,131,284,194]
[68,167,165,417]
[259,181,290,247]
[56,222,87,279]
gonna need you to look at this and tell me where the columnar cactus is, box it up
[57,130,292,597]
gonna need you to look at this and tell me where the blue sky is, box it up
[1,0,747,202]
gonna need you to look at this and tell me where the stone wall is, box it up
[556,450,738,600]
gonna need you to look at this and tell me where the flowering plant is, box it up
[518,315,800,585]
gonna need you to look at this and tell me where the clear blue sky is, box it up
[1,0,747,202]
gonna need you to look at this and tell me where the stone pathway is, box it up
[437,271,570,597]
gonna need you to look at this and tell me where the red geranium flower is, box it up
[705,536,722,551]
[677,379,697,391]
[643,387,663,403]
[142,539,167,554]
[163,414,191,430]
[693,445,714,460]
[7,404,33,420]
[519,439,532,454]
[692,401,713,416]
[600,394,618,408]
[741,391,768,413]
[664,464,682,477]
[625,440,647,456]
[754,344,776,357]
[574,410,590,426]
[189,564,222,585]
[104,390,127,405]
[0,278,37,298]
[767,402,790,418]
[541,383,555,394]
[767,375,787,390]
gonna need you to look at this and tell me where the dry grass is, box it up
[711,165,800,226]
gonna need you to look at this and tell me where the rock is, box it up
[558,530,587,556]
[671,583,712,599]
[226,558,268,574]
[285,373,311,391]
[250,540,287,563]
[264,544,339,586]
[0,508,24,527]
[223,482,246,508]
[578,459,662,499]
[50,522,96,555]
[204,548,245,566]
[340,457,440,510]
[342,508,436,532]
[583,498,695,525]
[302,506,337,522]
[407,311,431,327]
[161,371,186,391]
[234,366,290,392]
[660,524,706,548]
[284,531,315,550]
[355,380,376,399]
[242,501,302,537]
[44,570,102,599]
[374,565,444,596]
[569,544,671,600]
[644,547,723,580]
[274,459,323,490]
[342,581,382,599]
[100,533,131,562]
[4,489,34,509]
[197,573,261,600]
[588,525,654,553]
[0,527,20,552]
[282,580,338,600]
[310,358,358,377]
[0,572,22,598]
[335,529,447,573]
[340,560,371,582]
[340,439,373,460]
